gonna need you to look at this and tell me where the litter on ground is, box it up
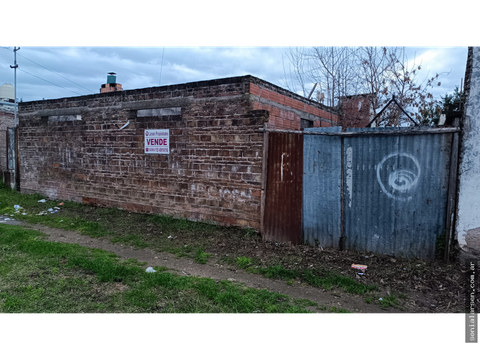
[38,199,46,203]
[145,267,156,273]
[351,264,368,270]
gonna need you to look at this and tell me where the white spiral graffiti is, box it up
[377,152,421,201]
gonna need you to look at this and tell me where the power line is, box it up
[16,52,95,93]
[1,46,95,95]
[18,68,84,96]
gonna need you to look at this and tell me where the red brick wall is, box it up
[339,95,372,129]
[19,78,267,229]
[249,82,339,129]
[17,75,340,230]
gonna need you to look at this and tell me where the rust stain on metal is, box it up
[263,132,303,245]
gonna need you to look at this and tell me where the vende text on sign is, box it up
[145,129,169,154]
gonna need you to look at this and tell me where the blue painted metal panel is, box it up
[343,128,452,259]
[302,127,342,247]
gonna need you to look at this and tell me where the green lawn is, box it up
[0,182,382,312]
[0,224,316,313]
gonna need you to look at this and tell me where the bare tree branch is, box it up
[281,46,446,127]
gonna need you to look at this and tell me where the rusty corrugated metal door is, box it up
[263,132,303,245]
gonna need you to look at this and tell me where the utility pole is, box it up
[10,47,20,127]
[9,47,20,191]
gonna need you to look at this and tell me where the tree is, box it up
[281,47,445,127]
[419,85,464,126]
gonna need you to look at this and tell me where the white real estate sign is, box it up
[145,129,169,154]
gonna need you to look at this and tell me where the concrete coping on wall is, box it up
[137,107,181,117]
[259,127,461,137]
[48,115,82,122]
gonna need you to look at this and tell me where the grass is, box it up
[236,256,252,269]
[292,298,317,307]
[0,184,378,303]
[241,262,377,295]
[220,255,236,265]
[0,184,238,263]
[218,251,377,296]
[303,268,378,295]
[0,224,316,313]
[259,265,299,280]
[243,228,257,238]
[379,295,399,310]
[194,248,211,264]
[328,307,352,313]
[232,258,377,295]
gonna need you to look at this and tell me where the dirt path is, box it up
[16,222,395,313]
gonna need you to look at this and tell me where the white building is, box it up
[0,83,17,113]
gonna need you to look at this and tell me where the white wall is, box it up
[456,47,480,251]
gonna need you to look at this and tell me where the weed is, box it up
[236,256,252,269]
[243,227,257,239]
[286,279,294,286]
[219,255,236,265]
[329,306,352,313]
[245,267,261,274]
[260,264,298,280]
[379,295,398,309]
[153,266,168,272]
[292,298,317,307]
[336,309,354,315]
[365,297,373,304]
[124,258,148,267]
[148,214,219,233]
[303,268,377,295]
[194,248,211,264]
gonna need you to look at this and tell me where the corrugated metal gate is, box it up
[343,128,452,259]
[303,127,342,247]
[262,126,458,259]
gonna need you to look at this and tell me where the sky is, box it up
[0,46,469,104]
